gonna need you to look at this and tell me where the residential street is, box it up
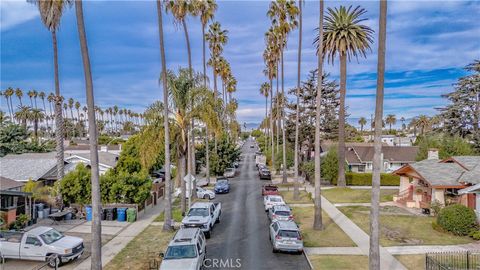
[205,140,310,270]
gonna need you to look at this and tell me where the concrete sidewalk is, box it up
[74,200,166,270]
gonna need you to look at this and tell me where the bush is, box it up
[469,229,480,240]
[331,172,400,186]
[437,204,477,235]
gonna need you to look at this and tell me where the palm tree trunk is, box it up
[202,23,211,185]
[270,78,275,170]
[337,53,347,187]
[157,0,173,232]
[369,1,387,268]
[293,1,303,201]
[75,2,102,269]
[313,0,324,230]
[179,152,186,215]
[276,64,280,161]
[281,51,287,184]
[52,30,65,184]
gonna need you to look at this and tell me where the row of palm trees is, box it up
[357,114,435,135]
[260,1,388,268]
[1,89,145,136]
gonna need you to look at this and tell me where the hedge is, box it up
[331,172,400,186]
[437,204,477,236]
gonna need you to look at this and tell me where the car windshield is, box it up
[39,229,64,244]
[188,208,209,217]
[270,197,282,202]
[217,180,228,186]
[278,230,300,238]
[275,211,290,216]
[164,245,197,259]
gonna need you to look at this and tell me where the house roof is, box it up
[0,176,25,191]
[459,165,480,184]
[0,152,58,182]
[345,145,418,164]
[65,151,119,168]
[446,156,480,171]
[409,159,466,187]
[459,183,480,194]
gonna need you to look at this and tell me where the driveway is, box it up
[205,139,310,270]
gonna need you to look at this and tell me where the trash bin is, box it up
[126,208,136,222]
[104,208,116,221]
[36,203,44,212]
[43,208,50,217]
[117,208,127,222]
[37,210,44,219]
[65,212,72,220]
[86,206,92,221]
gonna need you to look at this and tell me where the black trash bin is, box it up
[104,208,116,221]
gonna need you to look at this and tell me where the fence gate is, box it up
[426,251,480,270]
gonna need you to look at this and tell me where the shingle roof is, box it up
[345,146,418,164]
[65,151,119,168]
[0,176,25,191]
[459,165,480,184]
[450,156,480,170]
[409,159,466,187]
[0,153,58,181]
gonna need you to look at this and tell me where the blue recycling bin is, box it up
[117,208,127,222]
[86,206,92,221]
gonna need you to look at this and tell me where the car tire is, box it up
[203,195,209,199]
[47,255,61,268]
[216,215,220,224]
[209,195,214,200]
[272,247,278,253]
[205,230,211,239]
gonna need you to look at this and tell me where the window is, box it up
[39,229,64,244]
[272,222,279,231]
[164,245,197,259]
[278,230,300,238]
[26,236,41,246]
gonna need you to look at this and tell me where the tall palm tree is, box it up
[263,46,277,170]
[39,91,49,133]
[267,0,298,183]
[313,0,324,231]
[32,90,38,109]
[74,1,102,268]
[417,115,430,135]
[27,90,35,108]
[260,82,270,148]
[68,98,75,124]
[15,105,31,130]
[400,116,406,131]
[156,0,173,232]
[358,117,367,134]
[29,108,45,139]
[15,88,23,107]
[370,1,387,268]
[385,114,396,132]
[29,0,70,193]
[206,22,228,101]
[315,5,373,187]
[3,88,15,122]
[293,0,303,201]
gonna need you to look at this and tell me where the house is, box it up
[1,176,32,228]
[393,151,480,211]
[381,135,415,147]
[64,151,119,175]
[344,145,418,173]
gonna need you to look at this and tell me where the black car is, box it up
[259,168,271,180]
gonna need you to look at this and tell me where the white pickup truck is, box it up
[181,202,221,238]
[0,226,84,267]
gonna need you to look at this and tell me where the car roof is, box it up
[191,202,212,208]
[26,226,53,235]
[170,228,201,246]
[276,220,299,231]
[267,195,283,200]
[272,205,291,212]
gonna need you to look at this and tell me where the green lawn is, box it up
[292,207,355,247]
[104,225,175,270]
[310,255,368,270]
[280,190,313,204]
[338,206,474,246]
[395,255,425,270]
[322,188,398,203]
[155,198,210,222]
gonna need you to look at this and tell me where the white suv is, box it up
[160,228,206,270]
[263,195,285,212]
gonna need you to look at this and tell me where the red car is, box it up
[262,184,279,196]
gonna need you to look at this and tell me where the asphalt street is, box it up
[205,139,310,270]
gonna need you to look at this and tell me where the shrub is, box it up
[437,204,477,235]
[331,172,400,186]
[469,229,480,240]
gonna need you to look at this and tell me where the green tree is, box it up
[358,117,367,134]
[315,5,374,187]
[60,164,92,205]
[385,114,396,132]
[321,147,339,183]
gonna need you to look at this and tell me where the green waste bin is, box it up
[126,208,136,222]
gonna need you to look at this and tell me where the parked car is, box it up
[0,226,84,267]
[257,163,267,171]
[269,220,303,254]
[233,161,239,168]
[223,168,236,178]
[250,145,255,148]
[262,184,279,196]
[263,195,285,212]
[160,228,206,270]
[196,187,215,200]
[268,205,294,222]
[259,168,271,180]
[181,202,221,238]
[214,179,230,194]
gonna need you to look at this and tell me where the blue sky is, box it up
[1,0,479,127]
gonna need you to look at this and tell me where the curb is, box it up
[303,251,314,270]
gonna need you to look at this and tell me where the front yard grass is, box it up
[104,225,175,270]
[338,206,474,246]
[309,255,368,270]
[322,188,398,203]
[280,190,313,204]
[395,254,425,270]
[292,207,355,247]
[155,197,210,222]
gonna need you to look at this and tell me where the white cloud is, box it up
[1,1,38,31]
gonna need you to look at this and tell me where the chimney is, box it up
[427,148,439,160]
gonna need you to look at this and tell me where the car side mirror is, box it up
[35,242,42,247]
[159,252,164,258]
